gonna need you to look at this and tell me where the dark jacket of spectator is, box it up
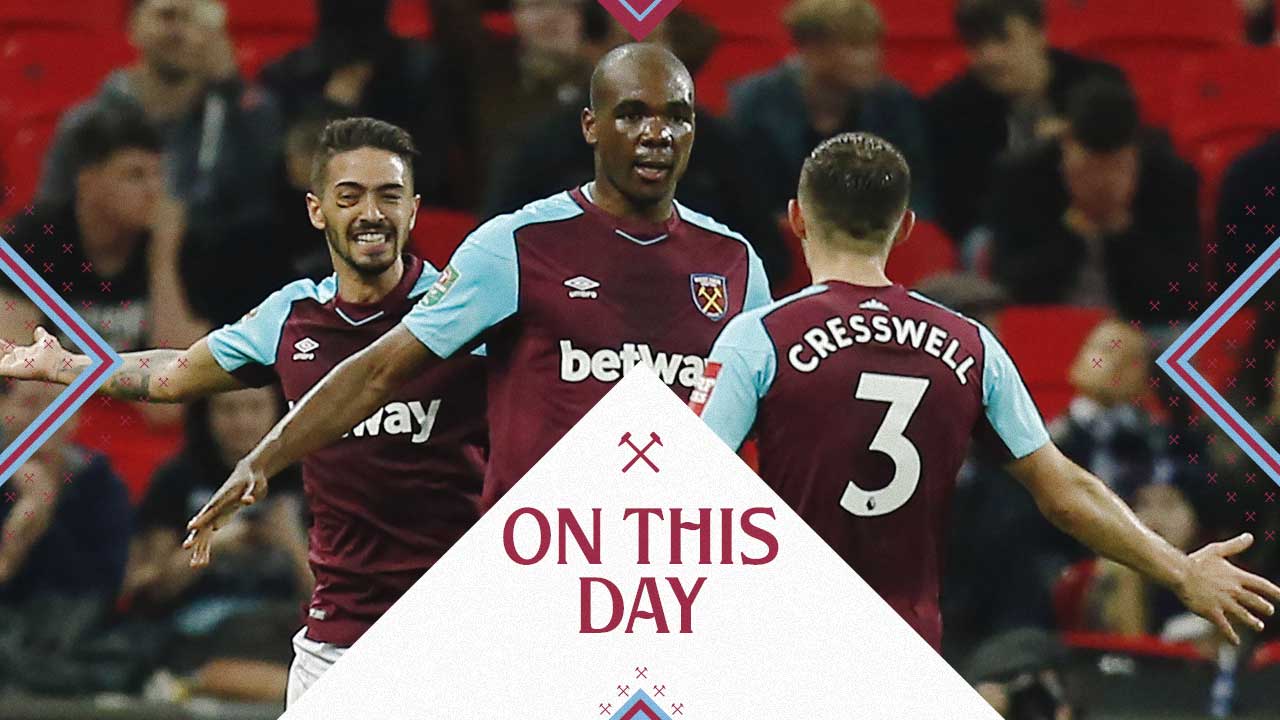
[927,49,1125,242]
[38,71,281,232]
[729,60,935,220]
[482,106,792,288]
[985,133,1199,321]
[0,449,131,606]
[258,33,454,207]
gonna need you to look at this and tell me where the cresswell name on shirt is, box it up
[287,399,441,444]
[788,313,977,384]
[559,340,707,389]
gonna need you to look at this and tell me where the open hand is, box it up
[0,327,72,382]
[1175,533,1280,645]
[183,460,269,567]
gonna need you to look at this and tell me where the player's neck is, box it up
[806,247,893,288]
[585,181,674,225]
[335,256,405,305]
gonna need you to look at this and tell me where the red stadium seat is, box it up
[681,0,791,40]
[0,30,134,120]
[1052,558,1097,630]
[1171,48,1280,154]
[0,0,127,32]
[223,0,314,33]
[411,209,478,269]
[878,0,959,41]
[694,35,792,116]
[1045,0,1244,128]
[885,219,958,288]
[390,0,433,39]
[1250,640,1280,670]
[1189,307,1256,394]
[0,114,58,219]
[72,399,184,505]
[1169,47,1280,234]
[882,38,968,96]
[995,305,1109,421]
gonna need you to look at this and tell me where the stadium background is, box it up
[0,0,1279,717]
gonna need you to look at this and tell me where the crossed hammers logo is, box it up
[619,431,663,473]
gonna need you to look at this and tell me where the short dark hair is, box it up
[64,105,162,177]
[799,132,911,243]
[309,117,420,194]
[1067,77,1140,152]
[955,0,1044,45]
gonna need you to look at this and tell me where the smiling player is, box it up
[182,43,773,531]
[0,118,486,705]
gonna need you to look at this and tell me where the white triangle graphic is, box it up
[283,367,1000,719]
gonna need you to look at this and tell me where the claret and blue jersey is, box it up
[205,255,488,646]
[402,185,772,504]
[693,280,1050,650]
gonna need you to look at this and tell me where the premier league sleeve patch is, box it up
[690,273,728,321]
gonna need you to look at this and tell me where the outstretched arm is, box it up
[184,323,435,564]
[0,327,244,403]
[1008,443,1280,644]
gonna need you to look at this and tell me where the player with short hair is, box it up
[692,132,1280,650]
[0,117,486,705]
[183,43,772,533]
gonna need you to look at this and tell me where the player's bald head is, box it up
[589,43,693,111]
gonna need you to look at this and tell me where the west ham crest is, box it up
[690,273,728,321]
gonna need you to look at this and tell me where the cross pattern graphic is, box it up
[0,236,121,484]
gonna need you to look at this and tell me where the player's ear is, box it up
[582,107,597,146]
[787,198,806,240]
[891,209,916,249]
[408,194,421,232]
[305,192,326,231]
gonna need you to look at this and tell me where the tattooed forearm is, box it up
[102,370,154,401]
[96,350,184,403]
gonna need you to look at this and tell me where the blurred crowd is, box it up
[1,0,1280,716]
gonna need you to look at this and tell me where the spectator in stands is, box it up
[479,10,792,286]
[184,109,338,328]
[1084,482,1214,643]
[39,0,281,232]
[927,0,1127,243]
[983,78,1199,323]
[5,105,208,354]
[1242,0,1276,44]
[0,380,132,608]
[965,628,1079,719]
[431,0,620,207]
[122,387,308,699]
[1052,319,1181,500]
[259,0,454,206]
[728,0,934,220]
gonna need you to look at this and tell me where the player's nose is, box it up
[637,119,674,146]
[358,194,386,221]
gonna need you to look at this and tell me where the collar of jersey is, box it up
[331,253,424,324]
[570,184,681,243]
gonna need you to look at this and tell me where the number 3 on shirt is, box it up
[841,373,931,518]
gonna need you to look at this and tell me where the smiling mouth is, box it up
[352,230,393,248]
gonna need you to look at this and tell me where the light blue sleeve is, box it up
[206,283,309,372]
[403,219,519,359]
[694,313,777,451]
[743,245,773,312]
[979,324,1050,459]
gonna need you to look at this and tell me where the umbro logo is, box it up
[564,275,600,299]
[293,337,319,361]
[858,298,890,312]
